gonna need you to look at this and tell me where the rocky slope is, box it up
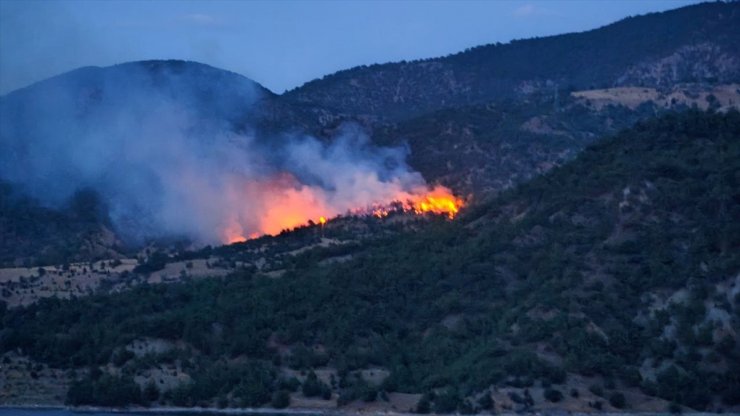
[370,83,740,195]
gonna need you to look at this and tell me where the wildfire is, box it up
[224,229,246,244]
[410,186,463,219]
[218,174,463,245]
[372,208,390,218]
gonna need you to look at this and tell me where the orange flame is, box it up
[219,174,463,244]
[410,186,463,219]
[224,229,247,244]
[372,208,390,218]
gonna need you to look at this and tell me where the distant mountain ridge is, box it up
[5,2,738,126]
[1,2,739,262]
[0,60,274,265]
[1,60,270,130]
[284,1,740,120]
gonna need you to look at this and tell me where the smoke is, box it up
[0,61,433,244]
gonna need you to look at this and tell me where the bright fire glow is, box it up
[411,186,463,219]
[219,174,463,244]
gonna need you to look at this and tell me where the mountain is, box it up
[0,60,277,265]
[3,2,740,198]
[1,2,739,266]
[372,82,740,195]
[284,2,740,121]
[2,110,738,411]
[369,92,656,194]
[1,3,740,411]
[1,3,739,267]
[0,58,273,199]
[279,2,740,195]
[1,60,271,125]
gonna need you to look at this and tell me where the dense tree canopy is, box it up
[1,110,739,411]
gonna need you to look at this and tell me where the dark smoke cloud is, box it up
[0,62,427,244]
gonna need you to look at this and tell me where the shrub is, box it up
[302,371,331,399]
[277,376,301,392]
[416,394,431,414]
[544,388,563,402]
[271,390,291,409]
[433,389,460,414]
[110,349,134,367]
[363,386,378,402]
[143,381,159,402]
[589,384,604,397]
[609,392,626,408]
[459,399,476,414]
[477,393,494,410]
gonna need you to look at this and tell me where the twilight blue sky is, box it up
[0,0,701,95]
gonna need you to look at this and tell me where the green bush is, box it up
[302,371,331,399]
[143,381,159,403]
[477,393,494,410]
[271,390,291,409]
[433,389,461,414]
[544,388,564,402]
[609,392,626,408]
[416,394,431,414]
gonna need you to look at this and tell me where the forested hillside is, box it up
[3,3,739,267]
[285,2,740,120]
[0,182,125,267]
[2,111,738,412]
[370,92,660,194]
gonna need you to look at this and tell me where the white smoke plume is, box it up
[0,61,436,244]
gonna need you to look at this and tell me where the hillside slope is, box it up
[285,2,740,120]
[2,110,738,412]
[0,60,276,261]
[0,182,125,267]
[370,82,740,195]
[0,59,272,203]
[0,59,271,124]
[2,4,739,271]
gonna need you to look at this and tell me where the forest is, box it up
[1,110,738,412]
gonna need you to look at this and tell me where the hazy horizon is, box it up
[1,0,702,95]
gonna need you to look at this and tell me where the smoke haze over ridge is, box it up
[0,61,433,244]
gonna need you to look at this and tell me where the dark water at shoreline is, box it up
[0,411,139,416]
[0,409,728,416]
[0,410,321,416]
[3,411,173,416]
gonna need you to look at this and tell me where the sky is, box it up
[0,0,702,95]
